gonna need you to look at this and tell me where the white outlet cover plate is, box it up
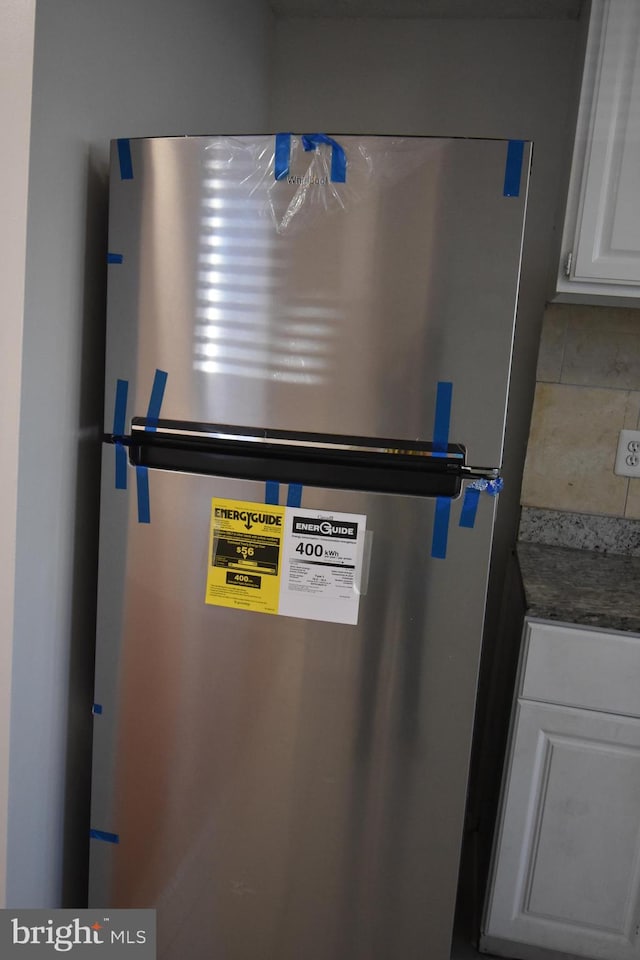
[614,429,640,477]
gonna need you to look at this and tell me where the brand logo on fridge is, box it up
[214,508,283,531]
[292,518,358,540]
[286,175,328,186]
[10,917,148,952]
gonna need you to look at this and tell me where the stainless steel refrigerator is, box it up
[89,134,530,959]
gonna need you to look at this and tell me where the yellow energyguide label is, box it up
[205,498,285,614]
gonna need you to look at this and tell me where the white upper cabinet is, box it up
[556,0,640,303]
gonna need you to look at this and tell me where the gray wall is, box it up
[269,12,583,889]
[0,0,36,907]
[7,0,272,908]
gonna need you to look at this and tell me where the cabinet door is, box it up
[573,0,640,285]
[484,700,640,959]
[561,0,640,295]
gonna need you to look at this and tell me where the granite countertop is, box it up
[517,541,640,634]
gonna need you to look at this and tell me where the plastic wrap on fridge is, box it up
[203,133,447,234]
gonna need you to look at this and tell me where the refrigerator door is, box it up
[90,463,498,960]
[90,135,531,958]
[103,135,530,467]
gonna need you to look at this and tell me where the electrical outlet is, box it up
[614,430,640,477]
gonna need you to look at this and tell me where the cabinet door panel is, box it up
[485,700,640,959]
[522,621,640,718]
[573,0,640,285]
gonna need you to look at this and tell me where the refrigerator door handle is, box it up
[111,420,479,499]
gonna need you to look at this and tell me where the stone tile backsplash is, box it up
[521,303,640,519]
[560,305,640,390]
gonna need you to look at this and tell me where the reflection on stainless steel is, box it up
[195,150,338,386]
[198,253,277,268]
[194,342,328,370]
[197,270,281,288]
[197,288,276,305]
[193,359,326,384]
[194,327,332,358]
[199,223,270,244]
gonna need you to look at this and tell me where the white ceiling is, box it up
[269,0,583,18]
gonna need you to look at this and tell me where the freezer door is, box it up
[103,135,529,467]
[90,459,497,960]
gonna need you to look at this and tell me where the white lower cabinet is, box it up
[482,621,640,960]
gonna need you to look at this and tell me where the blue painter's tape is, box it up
[459,478,503,529]
[265,481,280,505]
[117,138,133,180]
[92,704,103,716]
[287,483,303,508]
[459,487,481,529]
[331,147,347,183]
[113,379,129,490]
[429,381,454,557]
[503,140,525,198]
[136,466,150,524]
[113,379,128,436]
[90,829,119,844]
[134,369,168,523]
[301,133,347,183]
[107,252,123,264]
[275,133,292,180]
[115,444,127,491]
[431,497,451,559]
[145,369,168,431]
[432,381,453,457]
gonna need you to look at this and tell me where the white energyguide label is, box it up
[278,508,367,625]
